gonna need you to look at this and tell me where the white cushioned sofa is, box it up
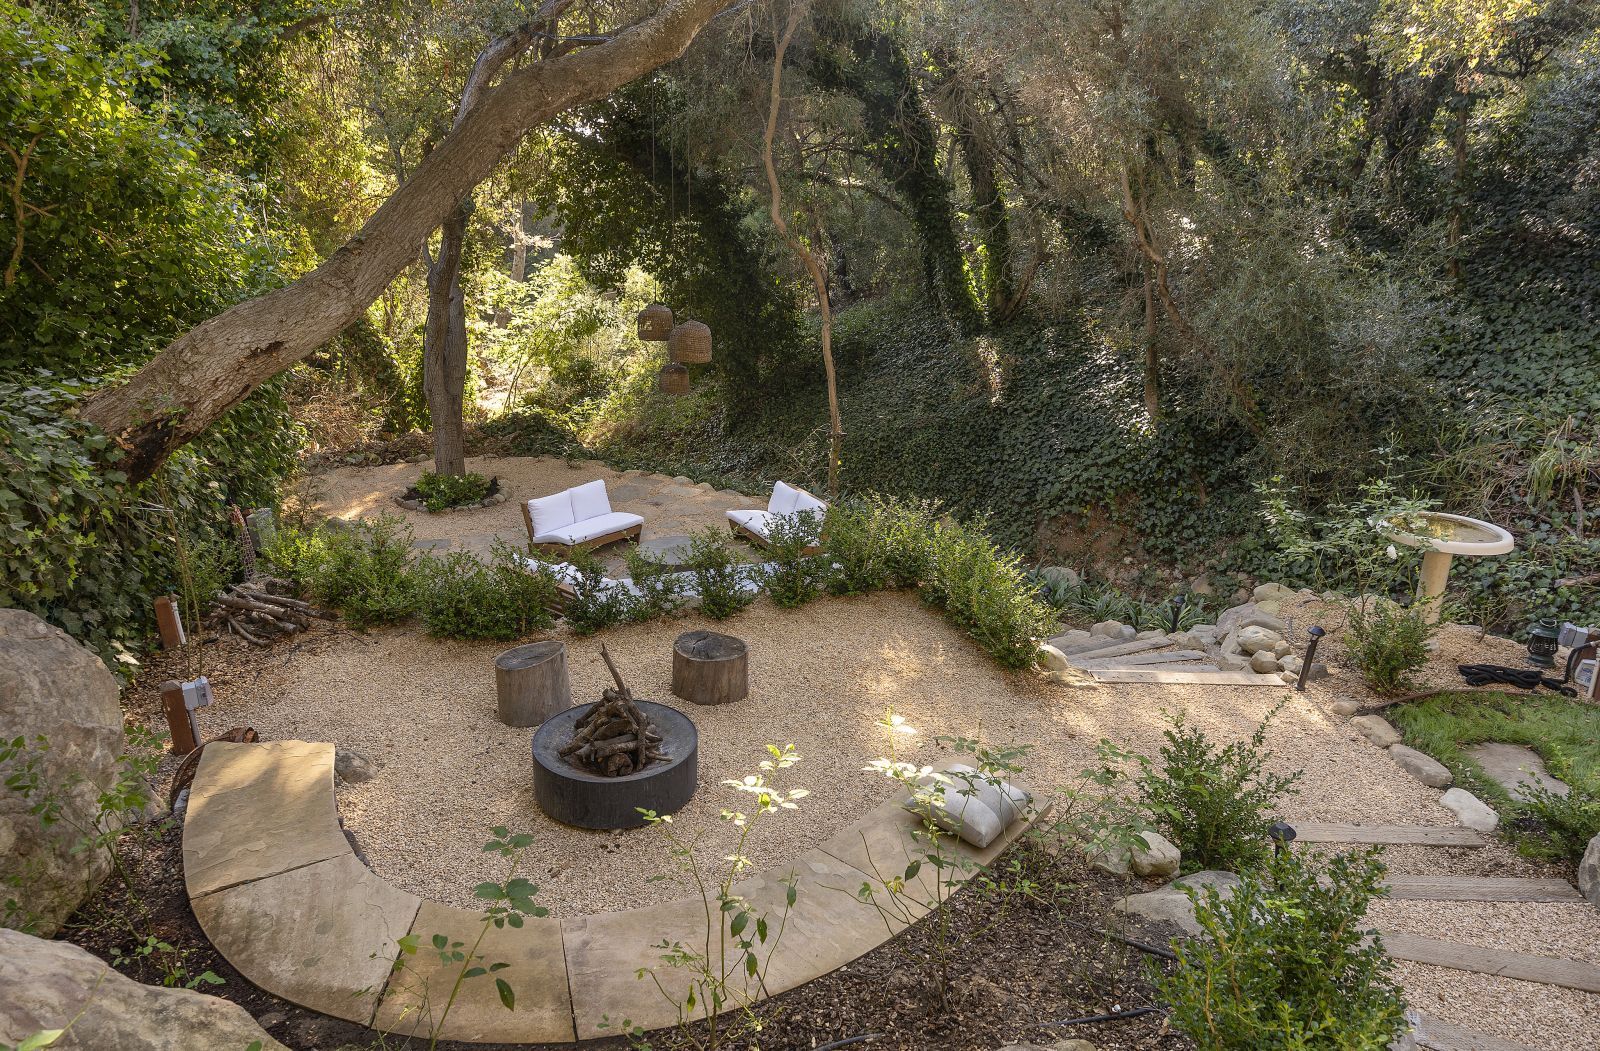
[726,481,827,550]
[521,480,643,553]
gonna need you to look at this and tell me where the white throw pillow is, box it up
[902,765,1031,849]
[527,492,575,536]
[568,480,612,522]
[769,480,800,515]
[939,764,1030,826]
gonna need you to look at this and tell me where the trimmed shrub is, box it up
[1133,706,1301,873]
[764,510,828,609]
[558,549,633,636]
[264,514,419,630]
[1344,599,1437,695]
[1155,848,1407,1049]
[921,516,1055,670]
[623,546,691,622]
[416,541,558,641]
[821,502,891,596]
[685,528,756,621]
[412,471,492,512]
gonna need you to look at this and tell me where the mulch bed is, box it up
[65,805,1186,1051]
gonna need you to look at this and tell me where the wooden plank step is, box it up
[1060,638,1171,662]
[1384,874,1582,903]
[1288,822,1486,847]
[1046,634,1136,656]
[1088,668,1287,686]
[1412,1010,1536,1051]
[1074,649,1207,669]
[1379,932,1600,994]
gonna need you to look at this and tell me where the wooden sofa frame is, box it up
[520,501,643,557]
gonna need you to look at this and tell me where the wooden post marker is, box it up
[154,595,186,651]
[494,642,571,727]
[160,679,199,755]
[671,630,749,706]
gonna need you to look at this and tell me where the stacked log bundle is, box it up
[559,644,670,777]
[206,577,332,646]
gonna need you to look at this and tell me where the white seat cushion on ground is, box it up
[902,764,1032,849]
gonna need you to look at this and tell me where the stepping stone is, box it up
[1391,745,1454,788]
[1440,788,1499,832]
[1046,634,1144,657]
[1286,822,1485,847]
[1465,743,1569,802]
[1378,931,1600,994]
[1382,874,1582,903]
[1073,649,1208,669]
[409,538,450,551]
[375,899,574,1042]
[1061,638,1171,662]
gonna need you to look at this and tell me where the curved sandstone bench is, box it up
[183,740,1041,1044]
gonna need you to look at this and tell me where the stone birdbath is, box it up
[1376,511,1514,623]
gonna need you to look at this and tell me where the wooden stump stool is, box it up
[672,630,748,706]
[495,642,571,727]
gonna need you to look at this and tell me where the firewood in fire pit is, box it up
[559,644,670,776]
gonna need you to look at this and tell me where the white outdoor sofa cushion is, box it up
[902,763,1032,849]
[523,480,644,547]
[725,481,827,545]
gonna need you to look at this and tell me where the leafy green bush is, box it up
[1155,848,1407,1050]
[685,528,757,621]
[764,511,828,609]
[1,374,297,670]
[265,515,419,630]
[558,550,634,636]
[1515,785,1600,863]
[412,471,493,512]
[416,541,557,641]
[921,517,1055,670]
[821,502,891,596]
[1344,599,1437,695]
[1038,576,1211,633]
[623,546,691,622]
[1133,706,1301,872]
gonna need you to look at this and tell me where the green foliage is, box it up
[919,515,1056,670]
[555,549,634,636]
[819,502,891,596]
[684,528,756,621]
[411,471,492,512]
[1344,599,1438,695]
[1387,691,1600,860]
[622,545,691,622]
[1155,848,1407,1050]
[416,541,557,642]
[1132,706,1302,873]
[0,373,297,669]
[0,5,283,372]
[1038,576,1212,632]
[265,514,419,630]
[763,511,828,610]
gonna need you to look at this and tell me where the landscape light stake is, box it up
[1168,594,1186,634]
[1296,625,1326,691]
[1268,820,1297,858]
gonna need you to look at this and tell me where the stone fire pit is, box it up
[531,701,697,829]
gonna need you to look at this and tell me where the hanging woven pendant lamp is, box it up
[658,362,689,395]
[636,303,673,341]
[668,319,712,364]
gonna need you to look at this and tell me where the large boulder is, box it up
[0,927,289,1050]
[0,610,125,936]
[1115,870,1242,937]
[1580,834,1600,910]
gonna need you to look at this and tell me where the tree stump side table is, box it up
[671,630,749,706]
[495,641,572,727]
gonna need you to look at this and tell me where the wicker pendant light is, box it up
[668,319,712,364]
[658,362,689,395]
[636,303,673,341]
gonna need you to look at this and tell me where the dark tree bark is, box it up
[81,0,738,484]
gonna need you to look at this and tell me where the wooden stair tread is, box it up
[1046,634,1136,656]
[1411,1010,1536,1051]
[1379,931,1600,994]
[1088,668,1287,686]
[1055,638,1171,661]
[1073,649,1208,669]
[1383,874,1582,903]
[1287,822,1486,847]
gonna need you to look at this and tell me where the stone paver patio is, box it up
[182,740,1043,1043]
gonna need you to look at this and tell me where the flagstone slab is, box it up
[183,740,349,898]
[191,853,420,1024]
[373,899,575,1043]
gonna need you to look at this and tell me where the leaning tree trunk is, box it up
[80,0,735,484]
[424,202,472,476]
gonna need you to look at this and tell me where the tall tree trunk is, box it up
[81,0,736,484]
[424,202,472,476]
[1143,262,1160,421]
[936,58,1014,321]
[763,1,842,497]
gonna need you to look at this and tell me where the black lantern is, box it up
[1268,820,1297,857]
[1168,594,1187,634]
[1526,618,1560,669]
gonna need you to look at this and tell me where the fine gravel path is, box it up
[187,455,1597,1051]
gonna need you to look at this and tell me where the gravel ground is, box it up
[178,456,1599,1050]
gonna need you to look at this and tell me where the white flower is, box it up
[1386,544,1398,560]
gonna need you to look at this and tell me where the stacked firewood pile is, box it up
[207,578,332,646]
[559,645,670,776]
